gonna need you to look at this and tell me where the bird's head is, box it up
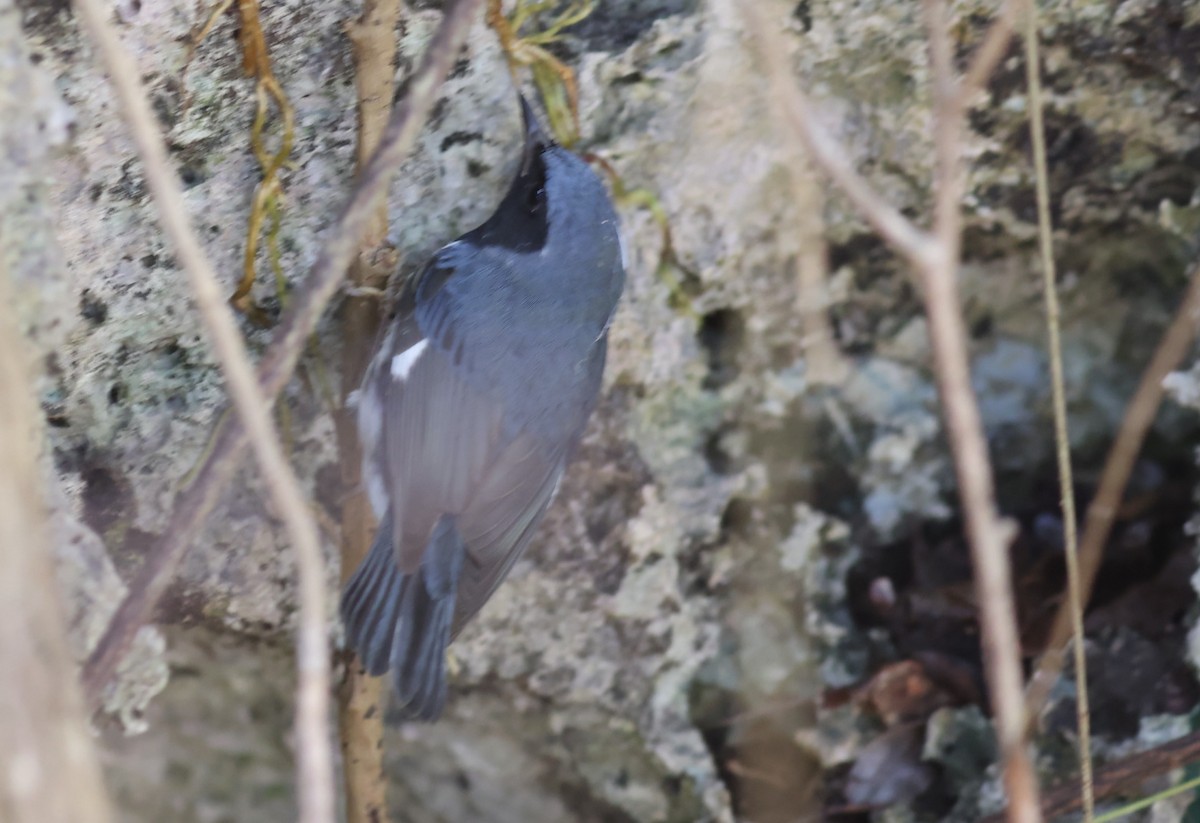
[466,95,623,279]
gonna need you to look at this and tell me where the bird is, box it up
[341,94,626,721]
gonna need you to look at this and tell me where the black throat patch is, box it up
[462,148,550,254]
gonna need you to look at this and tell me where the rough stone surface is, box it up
[2,0,169,740]
[12,0,1200,819]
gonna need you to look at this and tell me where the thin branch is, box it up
[744,3,1041,819]
[1024,3,1093,818]
[923,0,964,255]
[927,4,1042,814]
[776,113,849,384]
[81,409,235,702]
[919,254,1041,823]
[1091,775,1200,823]
[982,728,1200,823]
[1024,259,1200,726]
[335,0,404,819]
[1092,776,1200,823]
[69,1,335,820]
[792,165,850,386]
[749,3,932,264]
[80,0,484,743]
[957,0,1024,107]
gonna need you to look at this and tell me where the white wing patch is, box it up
[391,339,428,381]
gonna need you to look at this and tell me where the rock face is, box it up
[14,0,1200,819]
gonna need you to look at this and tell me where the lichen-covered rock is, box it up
[15,0,1200,819]
[2,0,169,739]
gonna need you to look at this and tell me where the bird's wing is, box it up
[447,336,609,634]
[375,248,564,578]
[451,433,568,635]
[377,325,505,573]
[375,246,587,621]
[380,333,568,629]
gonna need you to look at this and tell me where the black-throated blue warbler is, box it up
[342,95,626,720]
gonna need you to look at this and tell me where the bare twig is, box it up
[69,1,335,819]
[752,7,931,263]
[335,0,404,819]
[778,131,848,384]
[918,218,1043,822]
[1023,5,1092,819]
[79,0,483,748]
[81,410,236,702]
[982,728,1200,823]
[1024,260,1200,725]
[957,0,1024,107]
[793,185,849,385]
[924,0,964,254]
[1090,776,1200,823]
[744,3,1041,819]
[929,1,1040,818]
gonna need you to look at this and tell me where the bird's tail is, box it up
[340,512,466,721]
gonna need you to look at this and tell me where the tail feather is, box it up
[341,514,399,676]
[392,515,465,719]
[363,570,404,676]
[342,522,388,626]
[340,512,466,720]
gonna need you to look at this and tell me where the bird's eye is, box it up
[527,186,544,210]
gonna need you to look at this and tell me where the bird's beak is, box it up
[519,93,550,176]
